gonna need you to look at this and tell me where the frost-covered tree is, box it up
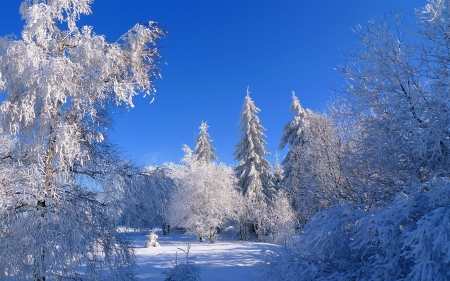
[279,93,349,222]
[278,92,309,197]
[234,88,274,201]
[266,191,295,246]
[261,177,450,281]
[272,151,284,190]
[336,3,450,192]
[0,0,163,280]
[167,147,240,242]
[120,165,176,230]
[279,92,308,166]
[193,121,217,163]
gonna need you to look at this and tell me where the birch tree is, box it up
[0,0,163,280]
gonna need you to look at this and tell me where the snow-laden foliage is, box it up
[259,1,450,279]
[266,191,296,246]
[262,178,450,280]
[234,88,274,201]
[232,186,296,243]
[279,91,308,152]
[0,0,163,279]
[272,151,284,190]
[336,2,450,191]
[167,147,241,242]
[193,121,218,163]
[0,139,137,280]
[280,94,349,222]
[120,166,176,230]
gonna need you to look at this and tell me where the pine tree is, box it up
[279,92,349,222]
[278,91,309,178]
[234,87,273,201]
[272,151,284,190]
[193,121,218,162]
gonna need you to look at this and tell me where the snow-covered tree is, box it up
[234,88,274,201]
[272,151,284,190]
[278,92,310,180]
[279,93,349,222]
[0,0,163,279]
[266,191,296,246]
[335,4,450,192]
[193,121,217,163]
[279,92,308,150]
[120,165,176,230]
[278,92,307,190]
[167,147,240,242]
[261,177,450,281]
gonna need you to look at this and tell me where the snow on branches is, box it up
[193,121,218,163]
[166,149,240,242]
[234,88,274,202]
[0,0,164,279]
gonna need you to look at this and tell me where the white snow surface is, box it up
[128,229,278,280]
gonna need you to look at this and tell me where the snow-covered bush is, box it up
[261,178,450,280]
[266,191,296,246]
[145,229,160,248]
[167,148,241,242]
[163,244,202,281]
[235,190,296,244]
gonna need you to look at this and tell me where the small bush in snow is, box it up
[145,229,160,248]
[163,243,202,281]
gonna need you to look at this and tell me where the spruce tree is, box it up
[234,88,273,201]
[279,92,309,180]
[193,121,218,162]
[272,151,284,190]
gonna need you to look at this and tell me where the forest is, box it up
[0,0,450,280]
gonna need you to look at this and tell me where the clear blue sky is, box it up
[0,0,424,166]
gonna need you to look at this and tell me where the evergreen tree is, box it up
[193,121,218,162]
[234,88,273,201]
[272,151,284,190]
[279,92,350,223]
[278,91,309,178]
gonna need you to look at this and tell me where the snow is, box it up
[128,229,278,281]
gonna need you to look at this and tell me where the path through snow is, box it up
[129,229,279,280]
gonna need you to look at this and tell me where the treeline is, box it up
[126,1,450,279]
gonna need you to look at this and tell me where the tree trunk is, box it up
[34,127,57,281]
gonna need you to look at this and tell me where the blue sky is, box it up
[0,0,424,166]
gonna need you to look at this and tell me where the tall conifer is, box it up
[234,88,273,201]
[279,92,309,179]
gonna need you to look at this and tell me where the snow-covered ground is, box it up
[128,229,279,281]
